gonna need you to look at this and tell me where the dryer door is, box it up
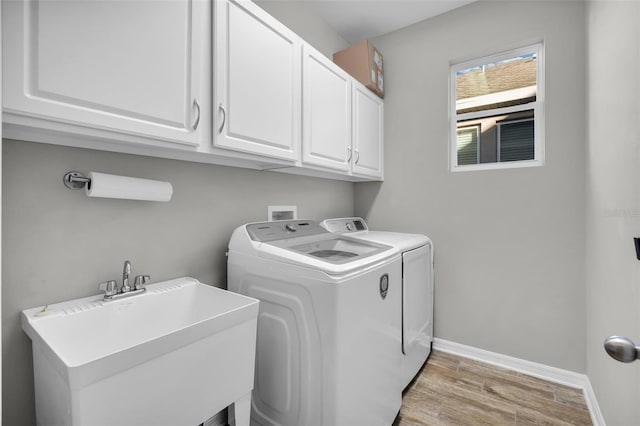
[402,244,433,385]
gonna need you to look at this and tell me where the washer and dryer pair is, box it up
[227,218,433,426]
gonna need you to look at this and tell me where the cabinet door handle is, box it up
[347,147,352,162]
[218,104,226,134]
[355,149,360,164]
[192,98,201,131]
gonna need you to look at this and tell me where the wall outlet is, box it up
[268,205,297,221]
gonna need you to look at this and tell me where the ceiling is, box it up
[303,0,477,44]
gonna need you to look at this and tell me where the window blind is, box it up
[500,120,534,162]
[457,127,479,165]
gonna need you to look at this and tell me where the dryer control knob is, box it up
[285,224,297,232]
[346,223,353,231]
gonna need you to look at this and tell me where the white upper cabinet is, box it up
[214,0,301,162]
[302,45,352,172]
[352,83,384,179]
[2,0,383,180]
[3,0,205,147]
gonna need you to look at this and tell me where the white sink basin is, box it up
[22,277,259,426]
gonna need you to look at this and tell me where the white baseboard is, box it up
[581,377,606,426]
[432,338,606,426]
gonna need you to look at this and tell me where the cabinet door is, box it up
[214,0,300,162]
[3,0,204,147]
[352,84,384,179]
[302,45,351,172]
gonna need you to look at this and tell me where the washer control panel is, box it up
[321,217,369,234]
[247,220,329,242]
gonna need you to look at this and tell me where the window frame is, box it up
[449,43,545,172]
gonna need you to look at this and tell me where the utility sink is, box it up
[22,277,259,426]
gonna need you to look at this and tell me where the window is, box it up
[450,43,544,171]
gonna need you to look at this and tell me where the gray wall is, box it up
[1,4,351,425]
[585,1,640,424]
[255,0,349,58]
[355,0,587,372]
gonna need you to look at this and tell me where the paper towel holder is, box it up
[63,171,91,190]
[63,171,173,202]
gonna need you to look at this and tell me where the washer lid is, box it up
[284,236,390,265]
[242,220,398,273]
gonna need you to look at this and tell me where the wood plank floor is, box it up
[395,351,592,426]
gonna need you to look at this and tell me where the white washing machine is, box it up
[227,220,403,426]
[320,217,434,390]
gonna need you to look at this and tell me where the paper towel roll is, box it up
[85,172,173,202]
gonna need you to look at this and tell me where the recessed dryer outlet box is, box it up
[268,205,297,222]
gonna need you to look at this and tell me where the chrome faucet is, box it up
[122,260,132,293]
[98,260,150,301]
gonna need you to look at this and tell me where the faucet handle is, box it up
[134,275,150,290]
[99,280,118,297]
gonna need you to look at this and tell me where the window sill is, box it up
[449,159,544,173]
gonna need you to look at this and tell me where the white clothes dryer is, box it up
[320,217,434,390]
[227,220,403,426]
